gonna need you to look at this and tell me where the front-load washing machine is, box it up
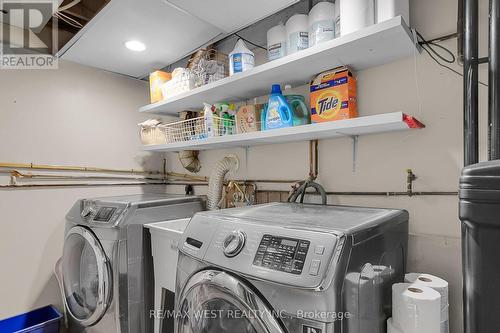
[175,203,408,333]
[55,193,205,333]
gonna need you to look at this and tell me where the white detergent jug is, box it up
[309,1,337,47]
[229,39,255,76]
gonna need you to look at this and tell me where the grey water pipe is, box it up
[463,0,479,167]
[490,0,500,159]
[458,0,464,64]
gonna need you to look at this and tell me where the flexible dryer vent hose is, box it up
[207,155,239,210]
[178,150,201,173]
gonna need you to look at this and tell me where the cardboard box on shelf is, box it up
[236,104,264,134]
[310,66,357,123]
[149,71,172,103]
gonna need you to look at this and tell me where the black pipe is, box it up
[463,1,480,332]
[464,0,479,166]
[257,190,457,197]
[458,0,465,64]
[490,0,500,159]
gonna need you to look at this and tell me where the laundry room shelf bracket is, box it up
[144,112,425,152]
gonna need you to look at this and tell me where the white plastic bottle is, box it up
[267,23,287,60]
[229,39,255,76]
[309,1,337,47]
[286,14,309,54]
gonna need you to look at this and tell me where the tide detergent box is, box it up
[310,66,357,123]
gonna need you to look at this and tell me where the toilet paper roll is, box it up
[340,0,375,36]
[376,0,410,25]
[392,283,441,333]
[404,273,449,309]
[440,304,450,333]
[387,317,403,333]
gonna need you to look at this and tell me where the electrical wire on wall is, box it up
[416,30,488,87]
[233,33,267,51]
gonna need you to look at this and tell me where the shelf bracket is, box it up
[351,135,359,173]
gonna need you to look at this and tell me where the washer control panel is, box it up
[253,234,310,275]
[81,201,123,224]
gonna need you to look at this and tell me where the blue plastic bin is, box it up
[0,305,62,333]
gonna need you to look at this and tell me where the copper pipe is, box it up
[13,173,164,181]
[0,163,298,184]
[0,182,167,189]
[167,172,208,182]
[232,179,297,184]
[309,140,319,179]
[0,162,163,175]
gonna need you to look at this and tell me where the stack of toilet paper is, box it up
[387,273,449,333]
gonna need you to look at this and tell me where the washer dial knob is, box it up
[223,231,246,257]
[81,205,96,219]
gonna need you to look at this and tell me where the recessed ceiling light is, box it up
[125,40,146,52]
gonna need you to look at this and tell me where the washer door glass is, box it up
[177,270,284,333]
[62,226,111,326]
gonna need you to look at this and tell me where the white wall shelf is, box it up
[143,112,424,152]
[139,16,416,115]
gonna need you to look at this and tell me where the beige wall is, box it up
[0,0,491,332]
[163,1,490,332]
[0,60,164,319]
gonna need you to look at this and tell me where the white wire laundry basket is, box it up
[162,115,236,144]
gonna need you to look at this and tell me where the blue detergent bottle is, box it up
[263,84,294,130]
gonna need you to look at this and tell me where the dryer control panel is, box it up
[253,235,310,275]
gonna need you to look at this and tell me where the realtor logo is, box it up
[1,0,58,69]
[303,325,322,333]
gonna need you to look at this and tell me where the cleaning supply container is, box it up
[267,23,287,61]
[229,39,255,76]
[340,0,375,36]
[263,84,293,130]
[284,85,310,126]
[0,305,62,333]
[309,1,337,47]
[286,14,309,54]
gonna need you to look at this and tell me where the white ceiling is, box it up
[61,0,222,78]
[167,0,298,33]
[60,0,299,78]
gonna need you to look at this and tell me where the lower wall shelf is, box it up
[143,112,425,152]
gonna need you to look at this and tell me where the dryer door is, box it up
[61,226,112,327]
[176,270,284,333]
